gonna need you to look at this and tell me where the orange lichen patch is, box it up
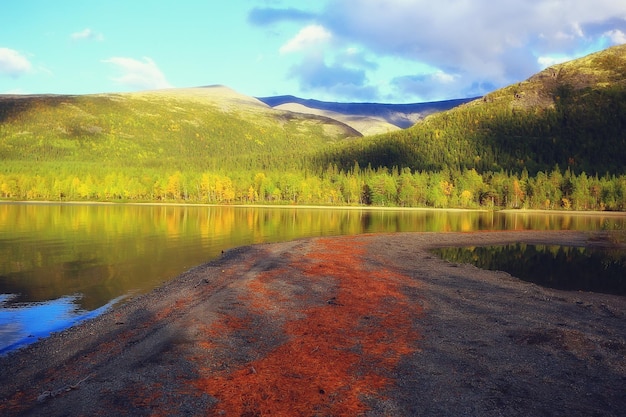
[191,236,423,416]
[243,267,293,313]
[193,314,254,353]
[129,383,164,409]
[102,382,175,417]
[155,298,190,321]
[205,315,252,337]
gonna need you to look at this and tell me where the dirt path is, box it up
[1,231,625,416]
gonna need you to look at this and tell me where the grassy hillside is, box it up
[0,85,359,173]
[316,44,626,176]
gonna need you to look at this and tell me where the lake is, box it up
[1,202,625,353]
[432,244,626,296]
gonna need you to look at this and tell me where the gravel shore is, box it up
[1,231,624,416]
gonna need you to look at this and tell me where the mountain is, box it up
[270,102,401,136]
[0,85,361,174]
[256,95,476,130]
[0,84,475,178]
[315,44,626,176]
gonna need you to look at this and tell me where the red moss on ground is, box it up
[192,237,423,416]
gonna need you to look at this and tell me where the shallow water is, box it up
[1,202,625,353]
[432,244,626,296]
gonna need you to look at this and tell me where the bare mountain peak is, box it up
[257,95,476,129]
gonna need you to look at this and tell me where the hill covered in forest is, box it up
[0,85,360,174]
[315,44,626,177]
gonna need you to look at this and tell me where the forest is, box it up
[1,163,625,211]
[1,46,626,211]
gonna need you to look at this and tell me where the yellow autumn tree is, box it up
[166,171,183,200]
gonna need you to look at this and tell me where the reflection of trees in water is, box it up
[433,244,626,296]
[2,204,625,311]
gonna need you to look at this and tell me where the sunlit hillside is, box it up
[0,85,359,173]
[273,102,401,136]
[317,44,626,176]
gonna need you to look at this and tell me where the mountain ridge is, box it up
[257,95,476,128]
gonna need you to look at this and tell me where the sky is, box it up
[1,0,626,103]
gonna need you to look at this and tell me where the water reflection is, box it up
[1,202,625,354]
[432,244,626,296]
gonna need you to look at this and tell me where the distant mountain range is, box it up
[256,95,476,133]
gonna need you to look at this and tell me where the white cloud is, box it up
[0,47,32,78]
[391,70,467,102]
[71,28,104,41]
[603,29,626,44]
[318,0,626,98]
[537,55,573,68]
[103,57,173,90]
[2,88,29,95]
[279,25,332,54]
[257,1,626,101]
[432,70,457,84]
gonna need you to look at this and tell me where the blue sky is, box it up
[1,0,626,103]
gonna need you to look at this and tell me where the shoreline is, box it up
[3,199,626,216]
[3,203,624,358]
[1,230,624,416]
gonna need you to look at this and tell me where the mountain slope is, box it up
[315,44,626,175]
[2,47,626,208]
[0,86,360,173]
[273,102,401,136]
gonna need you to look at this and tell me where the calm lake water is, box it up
[1,202,625,353]
[433,244,626,296]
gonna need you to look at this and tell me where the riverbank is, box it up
[1,231,625,416]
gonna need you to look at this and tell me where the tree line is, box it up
[2,164,625,211]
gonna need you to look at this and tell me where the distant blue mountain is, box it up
[256,95,477,128]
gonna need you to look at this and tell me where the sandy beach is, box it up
[0,230,625,416]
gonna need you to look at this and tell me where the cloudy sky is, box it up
[1,0,626,103]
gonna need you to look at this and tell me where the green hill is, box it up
[1,47,626,210]
[315,44,626,176]
[0,85,359,173]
